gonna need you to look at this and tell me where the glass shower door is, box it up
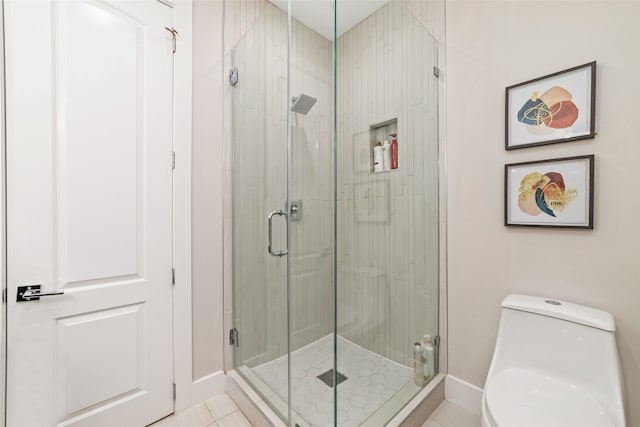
[230,3,291,422]
[230,2,336,426]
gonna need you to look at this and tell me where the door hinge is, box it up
[173,383,176,401]
[172,268,175,285]
[2,288,6,303]
[229,328,239,347]
[433,66,440,78]
[165,27,178,53]
[229,67,238,86]
[434,335,441,348]
[172,152,175,170]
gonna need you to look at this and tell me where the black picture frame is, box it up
[505,62,596,150]
[505,155,594,229]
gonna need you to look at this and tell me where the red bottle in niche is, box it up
[390,133,399,169]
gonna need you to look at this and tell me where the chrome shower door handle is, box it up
[267,210,288,257]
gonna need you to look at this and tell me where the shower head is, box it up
[291,94,317,115]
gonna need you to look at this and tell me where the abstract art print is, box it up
[506,62,596,150]
[505,155,594,228]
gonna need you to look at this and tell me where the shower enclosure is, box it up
[227,1,440,425]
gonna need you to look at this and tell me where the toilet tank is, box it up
[487,295,625,426]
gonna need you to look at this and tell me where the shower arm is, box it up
[267,210,289,257]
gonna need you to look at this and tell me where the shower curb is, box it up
[387,373,445,427]
[228,369,445,426]
[227,369,287,427]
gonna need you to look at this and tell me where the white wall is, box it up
[192,0,225,380]
[446,1,640,425]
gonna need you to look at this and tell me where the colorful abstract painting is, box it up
[506,62,595,149]
[518,171,577,217]
[505,156,594,229]
[517,86,579,130]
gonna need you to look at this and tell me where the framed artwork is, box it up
[505,62,596,150]
[505,155,594,229]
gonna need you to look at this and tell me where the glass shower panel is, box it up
[287,2,336,426]
[231,4,291,422]
[335,1,440,425]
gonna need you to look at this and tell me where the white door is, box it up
[5,1,175,426]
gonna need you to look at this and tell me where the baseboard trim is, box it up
[190,370,227,406]
[444,375,483,415]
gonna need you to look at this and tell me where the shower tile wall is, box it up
[402,0,445,43]
[289,18,334,354]
[230,4,334,368]
[336,0,440,367]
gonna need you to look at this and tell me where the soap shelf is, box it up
[372,169,400,175]
[369,116,399,174]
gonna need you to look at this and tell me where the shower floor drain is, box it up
[317,369,347,387]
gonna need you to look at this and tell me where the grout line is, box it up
[202,399,216,421]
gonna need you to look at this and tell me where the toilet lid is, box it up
[485,368,616,427]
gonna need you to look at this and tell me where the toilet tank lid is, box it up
[502,295,616,332]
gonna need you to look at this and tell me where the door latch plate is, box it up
[17,285,41,302]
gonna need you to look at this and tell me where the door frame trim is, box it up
[0,0,6,424]
[170,0,197,413]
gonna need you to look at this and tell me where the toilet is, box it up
[482,295,626,427]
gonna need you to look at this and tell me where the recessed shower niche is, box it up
[369,117,399,174]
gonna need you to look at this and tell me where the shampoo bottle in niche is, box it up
[373,141,384,172]
[413,342,427,386]
[382,140,391,171]
[422,334,435,380]
[390,133,399,169]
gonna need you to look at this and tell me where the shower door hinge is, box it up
[433,66,440,78]
[165,27,178,53]
[229,67,239,86]
[172,152,175,170]
[173,383,176,401]
[229,328,239,347]
[434,335,441,348]
[171,268,175,285]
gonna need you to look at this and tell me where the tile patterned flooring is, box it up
[253,335,413,426]
[150,393,251,427]
[423,400,481,427]
[151,395,480,427]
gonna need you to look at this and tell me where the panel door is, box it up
[5,1,175,425]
